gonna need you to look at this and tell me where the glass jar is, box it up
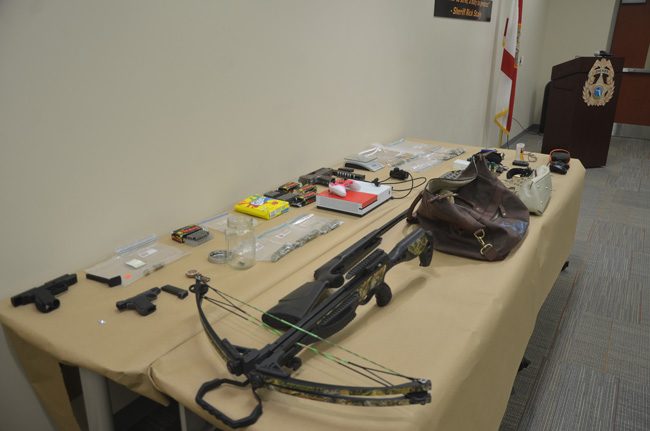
[225,215,256,270]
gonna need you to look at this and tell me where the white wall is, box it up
[0,0,502,292]
[533,0,618,121]
[0,1,501,429]
[0,0,599,428]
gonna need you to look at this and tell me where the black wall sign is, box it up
[434,0,493,22]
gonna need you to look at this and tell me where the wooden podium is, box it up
[541,56,623,168]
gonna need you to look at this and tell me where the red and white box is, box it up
[316,182,392,216]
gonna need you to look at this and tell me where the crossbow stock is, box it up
[192,212,434,428]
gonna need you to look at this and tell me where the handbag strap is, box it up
[407,190,486,233]
[406,191,423,224]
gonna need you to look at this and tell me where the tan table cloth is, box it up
[0,140,585,431]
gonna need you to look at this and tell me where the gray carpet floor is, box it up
[499,132,650,431]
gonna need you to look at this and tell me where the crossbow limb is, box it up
[192,225,434,428]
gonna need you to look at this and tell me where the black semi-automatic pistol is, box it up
[116,287,161,316]
[11,273,78,313]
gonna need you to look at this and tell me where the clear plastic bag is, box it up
[356,139,465,172]
[85,235,187,286]
[356,141,418,167]
[385,139,465,172]
[400,147,466,172]
[384,138,442,155]
[255,214,343,262]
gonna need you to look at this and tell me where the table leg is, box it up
[179,404,189,431]
[79,368,114,431]
[179,404,212,431]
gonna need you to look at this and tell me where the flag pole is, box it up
[493,0,522,150]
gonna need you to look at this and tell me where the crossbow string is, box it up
[201,284,421,387]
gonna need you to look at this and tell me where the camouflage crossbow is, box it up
[191,210,434,428]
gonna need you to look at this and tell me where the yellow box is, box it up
[234,194,290,220]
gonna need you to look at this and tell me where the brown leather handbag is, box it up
[406,153,530,261]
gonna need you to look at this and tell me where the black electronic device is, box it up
[478,149,504,165]
[512,160,530,167]
[549,162,568,175]
[116,287,161,316]
[474,150,507,174]
[11,273,78,313]
[506,168,534,179]
[343,154,384,171]
[389,168,409,180]
[550,149,571,164]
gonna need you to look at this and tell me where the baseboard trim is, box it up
[612,123,650,140]
[499,124,540,148]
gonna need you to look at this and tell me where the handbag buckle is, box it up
[473,229,494,256]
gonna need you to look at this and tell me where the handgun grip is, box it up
[133,298,157,316]
[262,280,328,330]
[116,288,160,316]
[11,273,76,312]
[34,289,60,313]
[116,298,156,316]
[10,288,60,313]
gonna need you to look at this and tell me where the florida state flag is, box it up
[494,0,522,135]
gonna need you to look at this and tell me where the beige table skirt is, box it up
[0,140,585,431]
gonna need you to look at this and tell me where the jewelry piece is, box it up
[185,269,211,282]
